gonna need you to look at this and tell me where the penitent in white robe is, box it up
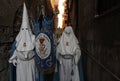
[9,3,36,81]
[56,26,81,81]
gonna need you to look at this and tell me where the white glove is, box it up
[12,59,17,67]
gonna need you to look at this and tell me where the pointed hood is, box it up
[15,3,35,51]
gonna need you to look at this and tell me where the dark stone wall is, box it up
[0,1,23,81]
[0,25,13,81]
[76,0,120,81]
[0,0,23,26]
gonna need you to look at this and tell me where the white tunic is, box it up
[56,26,81,81]
[9,50,35,81]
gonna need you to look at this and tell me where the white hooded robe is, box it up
[9,3,35,81]
[56,26,81,81]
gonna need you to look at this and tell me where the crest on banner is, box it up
[35,33,51,59]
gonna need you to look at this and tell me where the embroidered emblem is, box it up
[46,56,52,67]
[66,42,69,46]
[35,33,51,59]
[23,42,26,47]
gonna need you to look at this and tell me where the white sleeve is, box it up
[74,45,81,65]
[56,44,62,64]
[9,50,17,63]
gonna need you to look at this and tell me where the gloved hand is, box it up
[12,59,17,67]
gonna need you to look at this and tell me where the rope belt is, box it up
[19,56,35,61]
[61,54,74,59]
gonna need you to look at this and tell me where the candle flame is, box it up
[57,0,66,28]
[50,0,67,29]
[50,0,59,12]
